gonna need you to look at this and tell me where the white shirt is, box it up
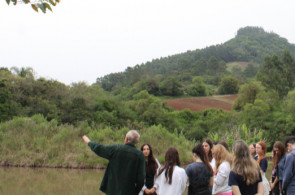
[155,165,187,195]
[210,158,216,171]
[212,161,232,194]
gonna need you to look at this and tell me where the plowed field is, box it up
[165,94,238,112]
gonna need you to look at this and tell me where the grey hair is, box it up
[126,130,140,144]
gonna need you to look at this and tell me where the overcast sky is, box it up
[1,0,295,85]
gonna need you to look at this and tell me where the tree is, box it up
[132,90,165,125]
[5,0,60,13]
[283,89,295,115]
[159,77,183,96]
[243,63,258,77]
[257,54,291,98]
[207,56,219,75]
[282,50,295,90]
[193,58,207,75]
[233,82,264,110]
[186,77,207,96]
[242,99,270,129]
[231,67,243,78]
[10,67,34,79]
[218,76,239,95]
[0,80,10,121]
[97,72,126,91]
[207,56,226,76]
[133,77,160,96]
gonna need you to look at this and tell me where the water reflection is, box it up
[0,167,104,195]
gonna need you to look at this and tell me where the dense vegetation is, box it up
[1,26,295,167]
[0,115,192,167]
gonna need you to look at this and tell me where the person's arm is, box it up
[149,187,156,194]
[214,162,229,186]
[144,189,150,194]
[209,176,214,187]
[283,155,293,190]
[82,135,115,160]
[180,168,188,193]
[271,176,279,190]
[232,186,241,195]
[256,181,263,195]
[154,169,161,193]
[278,156,285,181]
[228,171,240,194]
[278,156,285,191]
[140,184,147,194]
[150,160,160,194]
[82,135,90,144]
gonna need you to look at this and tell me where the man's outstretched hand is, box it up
[82,135,91,144]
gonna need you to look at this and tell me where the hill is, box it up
[98,26,295,93]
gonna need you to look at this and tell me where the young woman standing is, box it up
[228,140,263,195]
[154,147,187,195]
[140,143,160,195]
[270,142,285,195]
[255,141,271,195]
[212,144,232,195]
[202,139,216,172]
[186,143,214,195]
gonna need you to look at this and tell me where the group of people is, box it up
[82,130,295,195]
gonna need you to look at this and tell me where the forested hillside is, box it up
[98,26,295,99]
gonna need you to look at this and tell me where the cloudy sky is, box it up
[1,0,295,85]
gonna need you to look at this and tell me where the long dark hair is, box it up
[141,143,158,176]
[273,141,285,169]
[193,144,213,173]
[203,139,213,162]
[158,147,181,184]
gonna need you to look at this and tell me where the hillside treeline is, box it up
[1,49,295,144]
[98,27,295,96]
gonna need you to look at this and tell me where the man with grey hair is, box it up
[82,130,145,195]
[125,130,140,144]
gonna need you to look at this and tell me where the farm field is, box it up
[165,94,238,112]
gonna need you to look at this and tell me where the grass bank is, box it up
[0,115,194,168]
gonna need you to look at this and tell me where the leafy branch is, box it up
[5,0,60,13]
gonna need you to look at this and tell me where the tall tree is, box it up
[159,77,183,96]
[10,67,34,79]
[207,56,219,75]
[282,50,295,90]
[257,54,292,98]
[0,80,10,121]
[218,76,239,95]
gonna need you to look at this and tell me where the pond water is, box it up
[0,163,272,195]
[0,167,104,195]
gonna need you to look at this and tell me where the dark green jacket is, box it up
[88,141,145,195]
